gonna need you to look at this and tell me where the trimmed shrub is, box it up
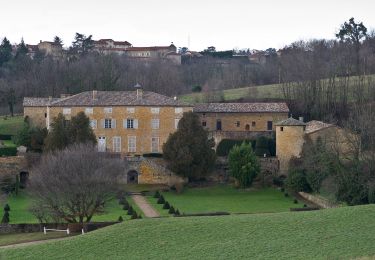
[122,203,129,210]
[216,139,255,156]
[174,209,180,216]
[191,85,202,93]
[127,206,134,215]
[0,147,17,157]
[138,215,142,219]
[1,211,9,223]
[303,204,307,208]
[285,169,311,193]
[168,206,175,214]
[0,134,12,140]
[131,211,138,219]
[157,195,165,204]
[154,191,160,198]
[142,153,163,158]
[163,201,170,209]
[4,204,10,212]
[118,216,123,222]
[273,175,286,187]
[284,193,289,197]
[294,199,298,204]
[280,187,285,192]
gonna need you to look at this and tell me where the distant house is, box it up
[193,102,289,145]
[25,41,63,59]
[93,39,132,54]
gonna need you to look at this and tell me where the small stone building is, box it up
[276,118,355,175]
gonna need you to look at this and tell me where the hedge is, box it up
[216,139,255,156]
[0,147,17,156]
[0,135,13,140]
[142,153,163,158]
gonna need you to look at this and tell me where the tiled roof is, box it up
[126,46,173,51]
[275,117,306,126]
[23,97,61,107]
[305,120,334,134]
[193,103,289,113]
[23,91,191,107]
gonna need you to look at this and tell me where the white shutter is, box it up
[112,119,116,129]
[134,119,138,129]
[123,119,127,129]
[101,119,105,129]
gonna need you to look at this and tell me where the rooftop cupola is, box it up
[134,83,143,100]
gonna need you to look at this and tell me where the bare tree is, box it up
[29,143,128,223]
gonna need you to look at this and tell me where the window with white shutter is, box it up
[126,119,134,129]
[113,136,121,153]
[175,107,183,114]
[128,136,136,153]
[89,120,97,129]
[151,107,160,114]
[151,119,160,129]
[104,107,112,113]
[151,137,159,153]
[63,108,71,115]
[85,107,93,115]
[134,119,138,129]
[175,118,180,129]
[104,119,112,129]
[127,107,135,113]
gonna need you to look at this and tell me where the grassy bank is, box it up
[1,205,374,259]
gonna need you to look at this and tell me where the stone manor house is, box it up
[23,86,349,184]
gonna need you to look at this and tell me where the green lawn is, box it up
[0,232,74,247]
[148,185,302,215]
[0,116,25,136]
[1,191,140,223]
[1,205,374,259]
[1,140,17,148]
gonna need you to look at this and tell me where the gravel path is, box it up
[131,195,160,218]
[0,236,76,249]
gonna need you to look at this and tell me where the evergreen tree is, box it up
[53,36,63,45]
[228,142,260,188]
[163,112,216,180]
[0,37,12,66]
[44,114,70,151]
[71,33,94,55]
[6,88,16,117]
[15,38,28,58]
[1,211,9,224]
[69,112,97,145]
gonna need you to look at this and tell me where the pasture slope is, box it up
[0,204,375,259]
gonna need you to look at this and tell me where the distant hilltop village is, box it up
[22,39,181,65]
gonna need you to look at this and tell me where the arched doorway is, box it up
[245,124,250,131]
[127,170,138,184]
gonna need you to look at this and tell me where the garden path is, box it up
[131,195,160,218]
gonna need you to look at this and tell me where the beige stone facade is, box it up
[24,107,47,128]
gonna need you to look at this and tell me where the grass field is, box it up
[180,74,375,103]
[0,232,73,247]
[0,191,141,223]
[0,116,24,136]
[0,205,374,259]
[147,186,302,215]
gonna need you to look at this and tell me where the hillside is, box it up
[180,74,375,103]
[1,205,375,259]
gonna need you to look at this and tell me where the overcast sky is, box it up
[2,0,375,51]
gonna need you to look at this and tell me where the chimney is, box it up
[92,90,97,100]
[48,96,52,102]
[134,83,143,100]
[299,116,304,122]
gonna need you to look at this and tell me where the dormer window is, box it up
[63,108,71,115]
[104,107,112,113]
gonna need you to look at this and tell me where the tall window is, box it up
[151,137,159,153]
[151,119,160,129]
[267,121,273,131]
[113,136,121,153]
[127,119,134,129]
[128,136,136,153]
[90,119,97,129]
[63,108,71,115]
[151,107,160,114]
[85,107,93,115]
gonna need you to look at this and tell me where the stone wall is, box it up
[298,192,338,209]
[0,156,27,176]
[24,107,47,128]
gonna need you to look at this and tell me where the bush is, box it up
[127,206,134,215]
[273,175,286,187]
[0,147,17,157]
[303,204,307,208]
[142,153,163,158]
[138,215,142,219]
[285,169,311,193]
[168,206,175,214]
[119,197,127,205]
[118,216,123,222]
[174,209,180,216]
[122,203,129,210]
[131,211,138,219]
[1,211,9,223]
[0,134,12,140]
[284,193,289,197]
[154,191,160,198]
[157,195,165,204]
[280,187,285,192]
[4,204,10,212]
[191,85,202,93]
[216,139,255,156]
[294,199,298,204]
[163,201,170,209]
